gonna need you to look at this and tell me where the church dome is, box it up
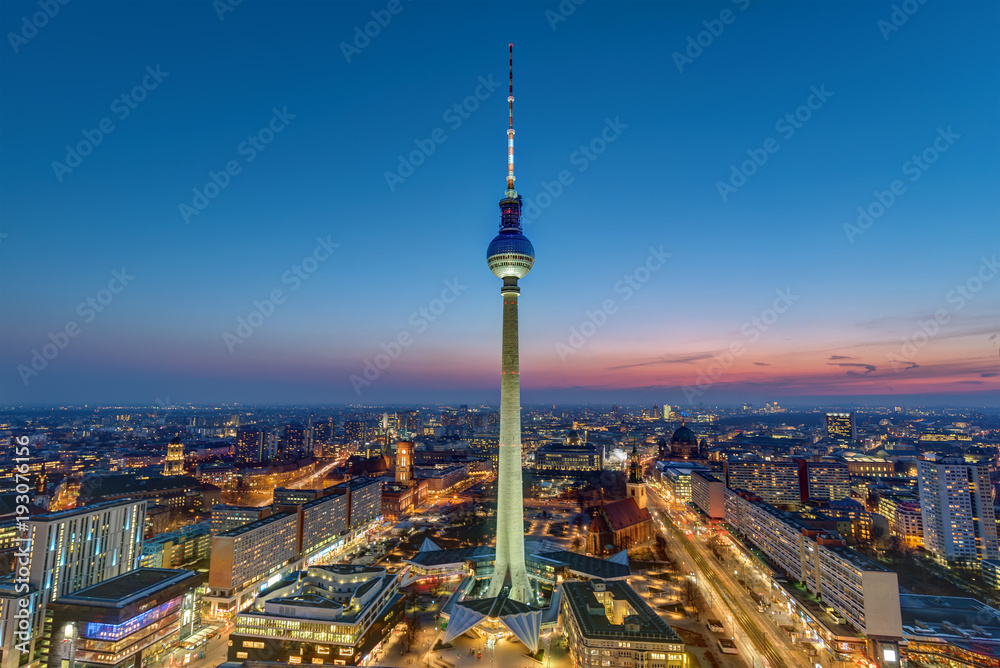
[670,425,697,445]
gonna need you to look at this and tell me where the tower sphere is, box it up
[487,231,535,279]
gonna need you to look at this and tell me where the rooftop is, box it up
[899,594,1000,660]
[407,545,495,567]
[534,550,630,580]
[56,568,198,606]
[563,580,683,644]
[29,498,143,523]
[217,510,295,538]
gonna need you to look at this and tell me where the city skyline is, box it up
[1,1,998,407]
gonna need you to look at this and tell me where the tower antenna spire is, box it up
[507,43,515,191]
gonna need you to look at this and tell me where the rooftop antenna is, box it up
[507,43,515,191]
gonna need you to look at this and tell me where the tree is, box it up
[404,610,422,651]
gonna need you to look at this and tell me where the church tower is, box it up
[626,442,646,509]
[163,436,185,476]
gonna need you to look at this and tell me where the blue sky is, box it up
[1,0,997,407]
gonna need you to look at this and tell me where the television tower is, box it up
[486,44,534,602]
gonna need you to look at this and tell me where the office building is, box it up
[282,424,306,460]
[846,458,895,478]
[982,560,1000,589]
[140,523,211,569]
[299,491,349,558]
[899,594,1000,668]
[11,500,148,668]
[690,470,725,520]
[381,484,414,520]
[724,488,903,652]
[236,427,266,463]
[825,412,857,441]
[333,477,382,530]
[344,420,371,444]
[876,494,923,548]
[799,460,850,502]
[562,580,686,668]
[534,441,602,472]
[45,568,200,668]
[726,459,801,508]
[918,458,1000,564]
[210,504,270,535]
[273,487,321,506]
[27,500,147,603]
[229,565,404,666]
[205,511,298,619]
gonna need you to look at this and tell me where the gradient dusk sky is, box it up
[1,0,997,407]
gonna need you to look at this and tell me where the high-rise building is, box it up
[282,424,306,459]
[724,488,903,658]
[726,458,801,508]
[211,504,271,535]
[485,44,535,603]
[826,412,857,441]
[918,458,999,564]
[344,419,371,444]
[26,499,148,603]
[163,436,185,476]
[398,410,421,435]
[312,419,334,449]
[205,511,299,619]
[690,470,725,520]
[332,477,383,530]
[798,459,850,502]
[299,492,349,558]
[10,500,148,668]
[236,426,265,463]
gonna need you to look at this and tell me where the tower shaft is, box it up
[488,280,529,601]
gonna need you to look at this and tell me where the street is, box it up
[647,485,812,668]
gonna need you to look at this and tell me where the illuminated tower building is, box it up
[236,426,265,463]
[486,45,535,603]
[163,435,185,476]
[626,443,646,510]
[396,441,413,485]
